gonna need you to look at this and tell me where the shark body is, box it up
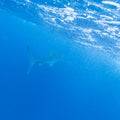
[27,46,61,75]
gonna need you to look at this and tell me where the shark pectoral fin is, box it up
[49,64,53,67]
[49,63,54,67]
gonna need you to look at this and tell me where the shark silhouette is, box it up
[27,46,61,75]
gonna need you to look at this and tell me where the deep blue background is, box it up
[0,5,120,120]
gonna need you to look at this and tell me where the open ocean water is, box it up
[0,0,120,120]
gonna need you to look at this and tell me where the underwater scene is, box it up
[0,0,120,120]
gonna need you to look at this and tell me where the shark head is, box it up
[38,53,61,67]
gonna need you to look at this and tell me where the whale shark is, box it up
[27,46,61,75]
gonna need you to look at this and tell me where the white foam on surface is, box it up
[2,0,120,62]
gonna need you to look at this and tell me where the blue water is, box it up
[0,0,120,120]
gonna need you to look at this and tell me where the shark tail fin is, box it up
[27,45,36,75]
